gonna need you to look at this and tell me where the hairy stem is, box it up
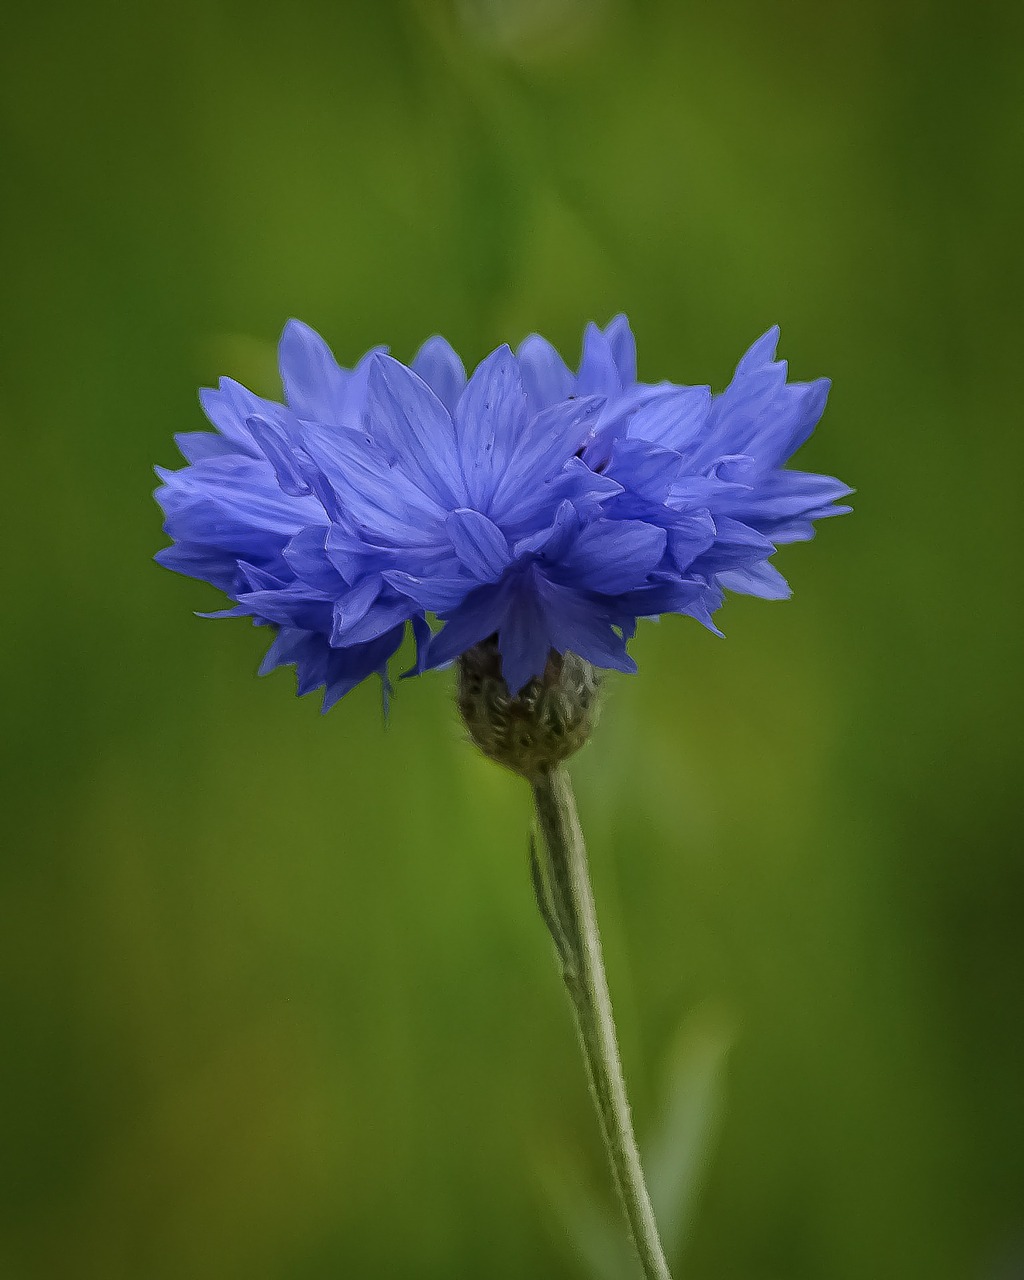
[531,765,673,1280]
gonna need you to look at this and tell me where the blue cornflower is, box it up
[155,317,850,708]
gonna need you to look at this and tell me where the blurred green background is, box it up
[2,1,1022,1277]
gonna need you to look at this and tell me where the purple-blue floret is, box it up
[155,317,851,709]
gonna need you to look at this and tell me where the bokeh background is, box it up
[2,1,1022,1277]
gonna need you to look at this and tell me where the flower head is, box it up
[155,317,850,709]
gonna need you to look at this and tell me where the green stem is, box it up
[531,765,673,1280]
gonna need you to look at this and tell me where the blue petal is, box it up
[385,570,474,613]
[667,468,750,510]
[327,576,379,644]
[258,627,329,687]
[535,575,636,675]
[735,326,780,374]
[606,438,682,503]
[198,378,271,455]
[455,345,528,509]
[245,412,314,497]
[331,581,415,646]
[412,336,467,416]
[229,584,334,633]
[516,334,573,413]
[576,322,623,398]
[755,378,831,468]
[321,624,408,712]
[158,499,293,564]
[283,525,347,592]
[628,385,712,453]
[496,582,552,695]
[705,369,789,463]
[487,397,605,527]
[512,499,580,561]
[602,314,637,387]
[301,422,447,547]
[718,560,792,599]
[278,319,352,424]
[428,581,512,669]
[154,542,240,593]
[366,355,467,509]
[557,457,625,518]
[173,431,240,463]
[688,515,775,576]
[718,470,853,539]
[235,561,287,592]
[447,508,511,582]
[556,519,667,594]
[666,511,717,572]
[156,455,322,541]
[618,578,725,636]
[405,614,434,678]
[325,522,396,579]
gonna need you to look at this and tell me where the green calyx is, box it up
[456,639,601,778]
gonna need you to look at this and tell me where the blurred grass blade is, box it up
[541,1003,733,1276]
[644,1004,734,1257]
[539,1160,641,1280]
